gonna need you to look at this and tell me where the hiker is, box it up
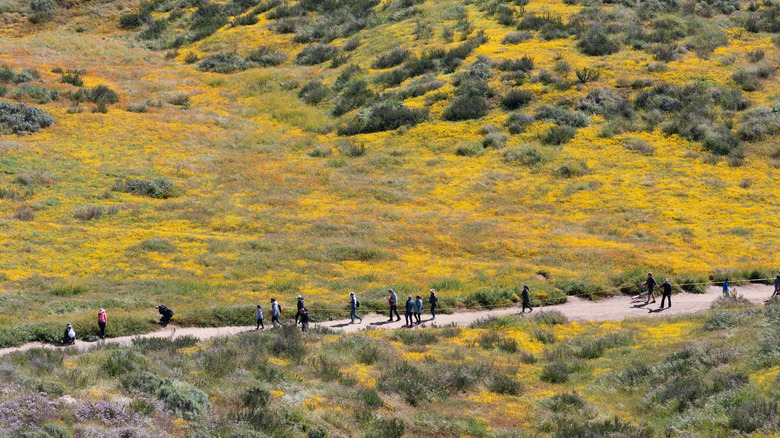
[270,298,282,327]
[349,292,362,324]
[388,289,401,322]
[256,305,264,330]
[428,289,438,320]
[414,295,423,324]
[155,305,174,327]
[63,323,76,345]
[299,307,310,332]
[722,278,730,297]
[97,309,107,339]
[521,285,533,313]
[660,278,672,309]
[645,273,657,304]
[405,296,414,327]
[772,275,780,300]
[295,296,305,325]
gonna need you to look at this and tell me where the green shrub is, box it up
[198,52,251,73]
[490,374,522,395]
[336,139,366,157]
[555,417,653,438]
[0,101,54,134]
[37,380,66,396]
[482,132,507,148]
[356,388,383,410]
[455,141,483,157]
[73,205,112,220]
[556,279,604,297]
[575,67,600,83]
[232,13,259,26]
[139,238,177,253]
[704,311,743,330]
[500,89,533,110]
[332,78,374,116]
[462,288,517,308]
[530,310,568,325]
[533,329,557,344]
[505,113,535,134]
[101,350,144,377]
[296,44,339,65]
[51,284,89,296]
[119,11,148,29]
[132,336,198,354]
[442,95,489,121]
[535,105,589,127]
[729,397,779,433]
[502,146,544,166]
[61,70,84,87]
[112,177,175,198]
[378,361,445,406]
[732,69,760,91]
[372,47,409,69]
[541,125,577,145]
[28,0,56,23]
[578,27,620,56]
[338,102,427,135]
[168,94,190,108]
[298,80,329,105]
[497,56,534,72]
[246,46,287,66]
[703,128,739,155]
[541,361,571,383]
[543,392,587,412]
[501,32,532,44]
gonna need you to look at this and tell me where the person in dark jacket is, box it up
[63,323,76,345]
[428,289,438,320]
[295,296,305,325]
[521,285,533,313]
[660,278,672,309]
[645,273,657,304]
[155,305,174,327]
[388,289,401,321]
[405,296,414,327]
[772,275,780,300]
[299,308,310,332]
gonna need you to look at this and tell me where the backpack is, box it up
[356,299,360,308]
[67,328,75,339]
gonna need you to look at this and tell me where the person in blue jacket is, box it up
[722,278,730,297]
[414,295,423,324]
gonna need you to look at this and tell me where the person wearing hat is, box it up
[388,289,400,322]
[645,273,657,304]
[405,295,414,327]
[349,292,362,324]
[660,278,673,309]
[428,289,438,320]
[255,304,264,330]
[155,304,174,327]
[63,323,76,345]
[295,296,305,325]
[97,308,107,339]
[521,285,532,313]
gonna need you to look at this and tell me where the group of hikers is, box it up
[60,275,780,344]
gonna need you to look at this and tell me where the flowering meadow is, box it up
[0,0,780,337]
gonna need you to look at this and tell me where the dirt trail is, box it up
[0,284,774,357]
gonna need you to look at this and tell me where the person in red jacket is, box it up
[98,309,107,339]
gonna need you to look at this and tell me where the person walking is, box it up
[63,323,76,345]
[295,296,305,325]
[645,273,657,304]
[660,278,672,309]
[388,289,401,321]
[521,285,533,313]
[270,298,282,327]
[428,289,438,320]
[97,309,107,339]
[414,295,423,324]
[405,295,414,327]
[772,275,780,300]
[256,305,264,330]
[349,292,362,324]
[299,307,310,332]
[722,278,730,297]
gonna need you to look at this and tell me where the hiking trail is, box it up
[0,284,773,357]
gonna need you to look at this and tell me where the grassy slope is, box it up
[0,0,779,332]
[0,299,778,437]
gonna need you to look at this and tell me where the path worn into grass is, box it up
[0,284,774,357]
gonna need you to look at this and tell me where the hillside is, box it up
[0,298,778,437]
[1,0,780,336]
